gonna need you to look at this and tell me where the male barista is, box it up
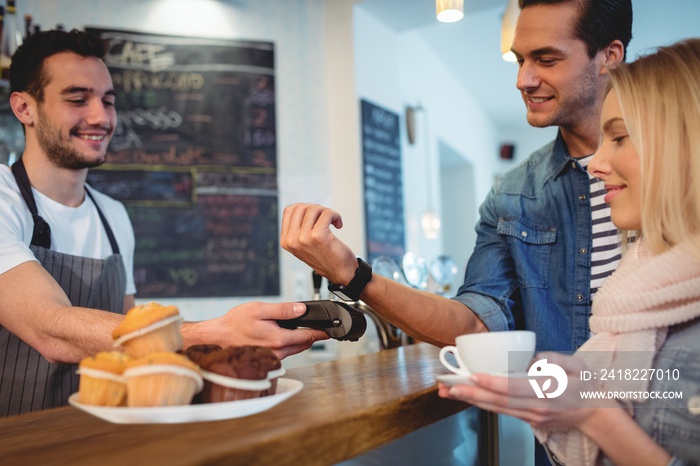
[0,29,326,417]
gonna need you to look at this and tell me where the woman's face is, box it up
[588,89,642,231]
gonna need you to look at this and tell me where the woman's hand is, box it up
[438,352,611,429]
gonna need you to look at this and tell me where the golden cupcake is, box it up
[77,351,131,406]
[112,302,184,357]
[123,352,203,407]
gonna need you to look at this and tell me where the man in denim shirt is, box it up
[281,0,632,352]
[456,0,632,354]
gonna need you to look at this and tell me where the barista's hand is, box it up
[281,203,358,285]
[182,301,329,359]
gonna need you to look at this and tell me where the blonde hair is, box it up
[609,38,700,258]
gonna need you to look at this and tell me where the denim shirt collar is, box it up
[547,130,577,180]
[524,130,578,195]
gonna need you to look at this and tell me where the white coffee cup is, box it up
[439,331,536,376]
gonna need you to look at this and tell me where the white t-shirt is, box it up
[0,164,137,295]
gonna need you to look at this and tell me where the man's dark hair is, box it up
[9,28,107,101]
[519,0,633,60]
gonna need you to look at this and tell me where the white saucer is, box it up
[435,373,474,387]
[435,372,529,387]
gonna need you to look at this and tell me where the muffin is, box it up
[123,352,203,407]
[112,302,184,358]
[77,351,131,406]
[179,344,222,404]
[199,346,272,402]
[181,344,222,365]
[249,346,284,396]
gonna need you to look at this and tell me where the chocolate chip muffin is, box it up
[181,344,222,365]
[199,346,272,402]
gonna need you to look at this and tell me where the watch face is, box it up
[401,252,428,290]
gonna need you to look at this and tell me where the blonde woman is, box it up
[439,38,700,466]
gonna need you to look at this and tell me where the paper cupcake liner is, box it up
[200,370,271,391]
[113,316,184,346]
[267,367,286,380]
[114,317,184,357]
[114,315,185,346]
[124,364,204,392]
[263,368,285,396]
[77,368,127,406]
[204,383,263,402]
[125,365,203,407]
[77,367,126,383]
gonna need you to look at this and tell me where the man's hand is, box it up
[182,301,329,359]
[280,203,358,285]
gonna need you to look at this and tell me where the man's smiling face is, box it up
[512,2,602,132]
[34,51,116,170]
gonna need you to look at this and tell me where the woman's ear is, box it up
[9,92,35,127]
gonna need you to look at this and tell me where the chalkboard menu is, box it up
[86,28,279,298]
[361,99,405,264]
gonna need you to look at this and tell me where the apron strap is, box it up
[85,188,120,255]
[11,158,121,255]
[10,158,52,248]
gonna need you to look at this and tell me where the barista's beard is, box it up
[36,108,110,170]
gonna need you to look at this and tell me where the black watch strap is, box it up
[328,258,372,302]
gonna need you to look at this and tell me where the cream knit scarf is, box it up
[534,238,700,466]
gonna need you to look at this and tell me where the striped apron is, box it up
[0,159,126,417]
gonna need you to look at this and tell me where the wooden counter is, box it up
[0,343,468,466]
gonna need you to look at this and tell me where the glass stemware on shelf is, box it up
[372,252,458,296]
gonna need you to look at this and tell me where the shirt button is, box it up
[521,231,528,238]
[579,248,587,254]
[571,161,577,169]
[576,294,584,301]
[579,194,587,201]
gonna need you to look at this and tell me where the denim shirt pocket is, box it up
[497,217,556,289]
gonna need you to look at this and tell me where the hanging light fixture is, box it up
[501,0,519,62]
[421,210,442,239]
[407,104,442,239]
[436,0,464,23]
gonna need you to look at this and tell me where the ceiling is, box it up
[357,0,700,133]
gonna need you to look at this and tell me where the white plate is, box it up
[435,372,529,387]
[69,378,303,424]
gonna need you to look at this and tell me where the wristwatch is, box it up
[328,258,373,302]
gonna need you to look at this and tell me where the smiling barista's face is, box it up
[32,51,116,170]
[511,2,603,131]
[588,89,642,231]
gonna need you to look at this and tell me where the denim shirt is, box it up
[601,318,700,466]
[452,132,594,352]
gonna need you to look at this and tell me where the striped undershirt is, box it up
[577,155,621,300]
